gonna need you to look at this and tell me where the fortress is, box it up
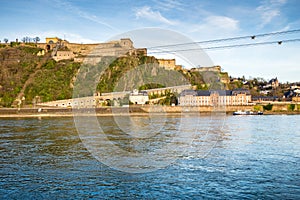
[36,37,147,62]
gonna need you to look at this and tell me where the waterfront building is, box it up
[129,89,149,105]
[179,89,251,106]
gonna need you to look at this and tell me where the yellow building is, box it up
[158,59,177,70]
[46,37,61,44]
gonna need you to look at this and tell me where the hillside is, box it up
[0,45,229,107]
[96,55,190,93]
[0,46,80,107]
[0,46,43,107]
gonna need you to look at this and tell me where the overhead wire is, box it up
[147,38,300,53]
[146,28,300,49]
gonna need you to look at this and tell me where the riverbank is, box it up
[0,106,299,118]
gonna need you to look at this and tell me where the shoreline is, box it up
[0,107,299,118]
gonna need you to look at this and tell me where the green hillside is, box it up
[0,45,229,107]
[0,46,43,107]
[0,46,80,107]
[24,60,81,103]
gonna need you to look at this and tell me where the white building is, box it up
[179,89,251,106]
[129,89,149,105]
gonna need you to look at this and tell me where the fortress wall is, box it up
[36,43,56,50]
[36,38,136,58]
[65,43,99,55]
[192,66,221,72]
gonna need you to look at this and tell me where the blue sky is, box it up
[1,0,300,82]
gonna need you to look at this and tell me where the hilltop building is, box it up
[179,89,251,106]
[158,59,182,70]
[263,77,279,89]
[46,37,61,44]
[37,37,147,62]
[53,50,74,61]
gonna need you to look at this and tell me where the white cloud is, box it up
[204,16,239,31]
[188,15,239,39]
[256,0,287,27]
[135,6,176,25]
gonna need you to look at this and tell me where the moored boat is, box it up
[233,110,263,115]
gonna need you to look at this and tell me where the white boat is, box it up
[233,110,263,115]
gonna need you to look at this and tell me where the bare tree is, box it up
[26,36,31,43]
[22,36,32,43]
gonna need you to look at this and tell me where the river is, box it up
[1,115,299,199]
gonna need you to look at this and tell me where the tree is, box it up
[27,36,32,43]
[263,103,273,111]
[22,36,32,43]
[22,37,28,43]
[33,36,40,43]
[4,38,8,43]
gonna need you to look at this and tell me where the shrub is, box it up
[10,42,21,47]
[263,103,273,111]
[19,46,42,54]
[139,83,165,90]
[288,104,295,111]
[254,105,262,111]
[42,60,56,69]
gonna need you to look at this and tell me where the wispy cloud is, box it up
[134,6,177,25]
[205,16,239,31]
[52,0,118,31]
[190,15,239,36]
[152,0,184,11]
[256,0,287,27]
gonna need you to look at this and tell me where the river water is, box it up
[1,115,300,199]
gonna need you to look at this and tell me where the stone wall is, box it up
[37,38,135,59]
[53,50,74,61]
[191,66,221,72]
[158,59,176,70]
[140,105,255,113]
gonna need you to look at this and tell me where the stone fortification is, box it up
[37,38,145,62]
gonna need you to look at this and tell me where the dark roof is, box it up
[180,90,199,96]
[196,90,211,96]
[210,90,232,96]
[232,89,250,95]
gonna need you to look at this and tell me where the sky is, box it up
[1,0,300,82]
